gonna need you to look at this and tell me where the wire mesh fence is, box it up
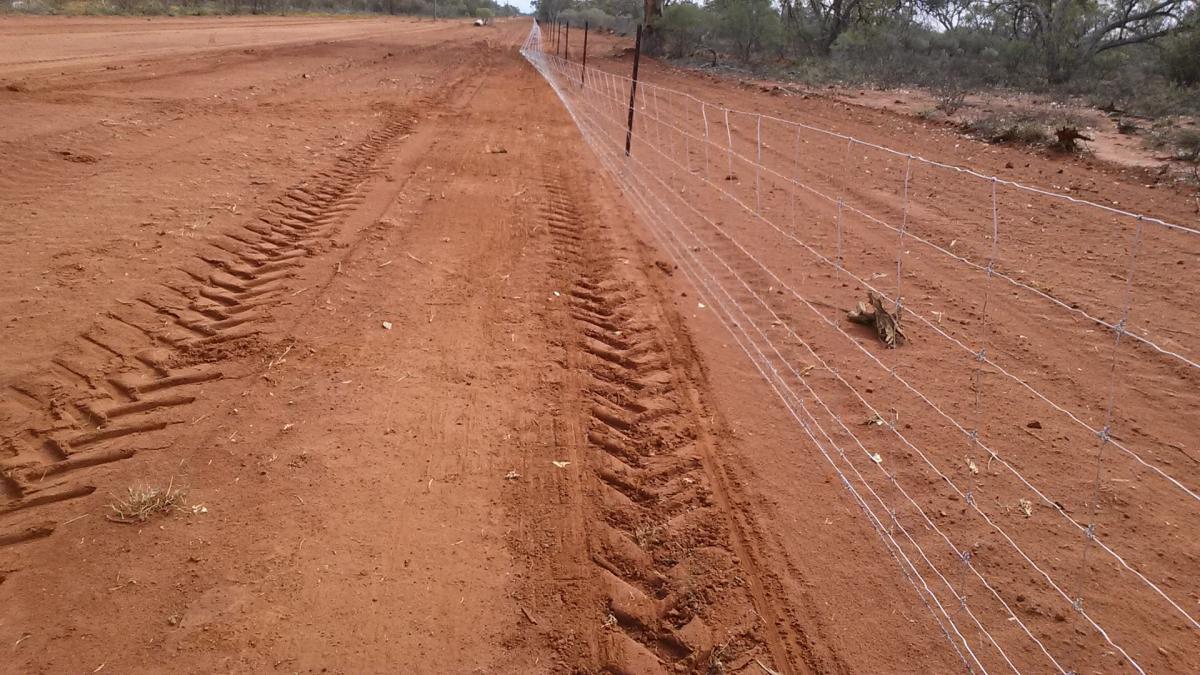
[522,21,1199,674]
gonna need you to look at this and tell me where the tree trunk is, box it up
[815,19,841,55]
[1042,35,1076,83]
[642,0,665,55]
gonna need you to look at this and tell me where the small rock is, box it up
[676,615,714,660]
[1027,420,1042,429]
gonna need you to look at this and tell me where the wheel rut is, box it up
[539,166,788,674]
[0,95,443,548]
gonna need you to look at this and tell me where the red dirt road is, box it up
[1,15,1196,675]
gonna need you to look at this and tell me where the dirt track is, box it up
[1,16,1197,674]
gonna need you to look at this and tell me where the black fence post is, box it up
[580,22,588,88]
[625,24,644,157]
[564,21,570,60]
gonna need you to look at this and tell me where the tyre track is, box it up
[539,168,785,674]
[0,92,446,547]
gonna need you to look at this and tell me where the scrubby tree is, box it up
[657,1,709,57]
[1001,0,1194,82]
[710,0,783,62]
[915,0,982,30]
[1154,3,1200,83]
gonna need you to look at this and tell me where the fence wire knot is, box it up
[1086,523,1096,541]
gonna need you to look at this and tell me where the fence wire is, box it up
[522,21,1199,674]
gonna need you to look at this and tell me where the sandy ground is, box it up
[1,15,1197,675]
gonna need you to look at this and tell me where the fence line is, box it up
[585,107,1067,674]
[522,21,1197,674]
[553,51,1200,635]
[561,62,1139,671]
[549,38,1200,375]
[559,47,1200,518]
[563,62,1000,674]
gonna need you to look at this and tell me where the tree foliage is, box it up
[537,0,1196,91]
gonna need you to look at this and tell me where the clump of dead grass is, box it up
[961,114,1052,146]
[961,109,1091,150]
[106,479,186,524]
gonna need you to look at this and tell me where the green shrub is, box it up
[1172,128,1200,162]
[1161,29,1200,86]
[657,2,707,58]
[711,0,781,64]
[962,114,1052,146]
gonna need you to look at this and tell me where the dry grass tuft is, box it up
[106,479,186,524]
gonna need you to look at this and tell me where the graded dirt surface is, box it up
[1,16,1197,675]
